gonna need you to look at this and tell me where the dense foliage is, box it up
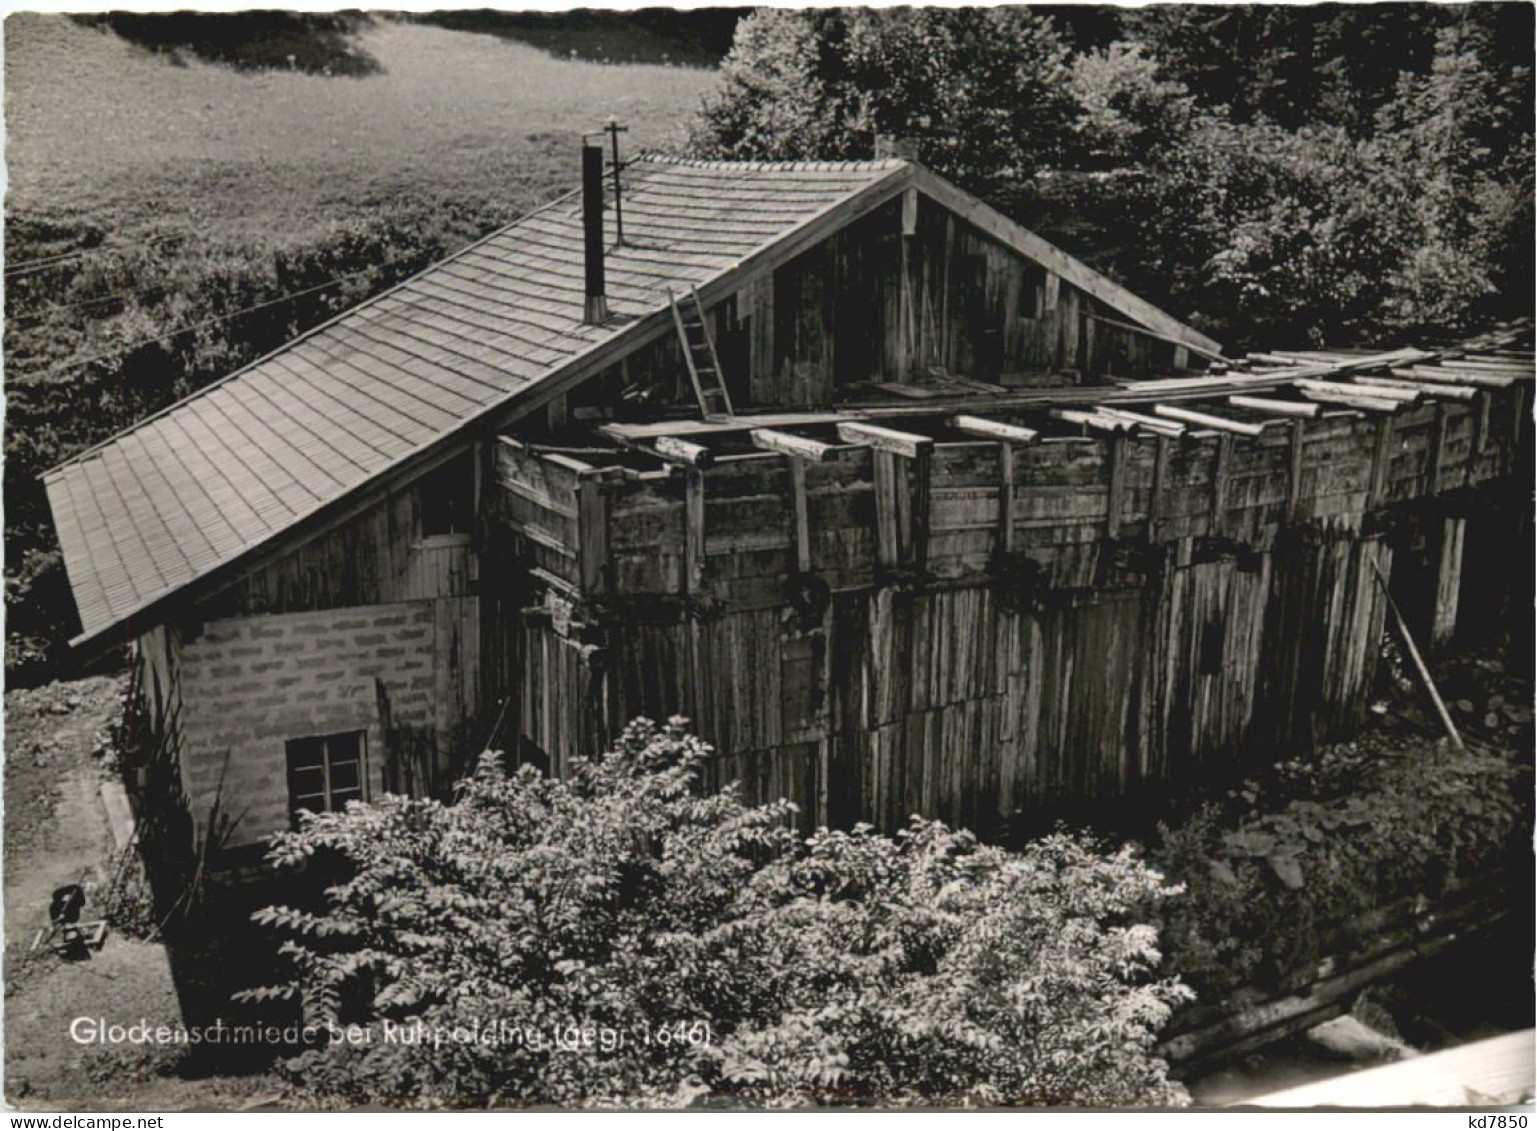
[242,719,1191,1108]
[1152,733,1530,999]
[689,8,1077,196]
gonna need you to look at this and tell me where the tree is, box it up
[689,8,1077,196]
[1067,41,1198,170]
[243,718,1192,1108]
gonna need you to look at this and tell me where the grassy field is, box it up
[3,12,721,679]
[5,13,715,242]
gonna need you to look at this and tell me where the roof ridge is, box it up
[636,153,909,172]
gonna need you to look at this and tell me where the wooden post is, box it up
[683,467,707,731]
[908,444,932,575]
[1210,433,1232,536]
[789,458,812,574]
[872,450,900,569]
[1287,418,1306,522]
[1106,432,1128,540]
[1431,516,1465,650]
[577,475,608,596]
[1472,389,1491,459]
[1148,434,1170,544]
[998,441,1016,555]
[1427,403,1447,495]
[684,468,706,596]
[1368,415,1394,509]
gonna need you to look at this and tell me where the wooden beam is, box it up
[1085,311,1228,364]
[1097,407,1186,436]
[1298,388,1399,414]
[1439,356,1535,374]
[1296,378,1420,404]
[603,413,850,442]
[1356,374,1477,401]
[949,414,1040,443]
[653,435,714,467]
[1154,404,1266,437]
[836,421,934,458]
[1401,365,1515,390]
[750,428,838,462]
[1228,395,1320,418]
[1052,408,1132,434]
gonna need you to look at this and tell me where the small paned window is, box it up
[286,731,366,818]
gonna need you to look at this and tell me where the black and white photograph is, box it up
[2,2,1533,1116]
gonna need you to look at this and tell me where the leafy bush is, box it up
[689,8,1077,196]
[688,7,1532,351]
[242,718,1191,1108]
[1153,734,1530,998]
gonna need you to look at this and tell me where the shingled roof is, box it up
[45,155,1218,648]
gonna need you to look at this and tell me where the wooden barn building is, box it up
[45,142,1532,856]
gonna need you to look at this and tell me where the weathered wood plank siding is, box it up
[567,194,1193,419]
[495,382,1525,834]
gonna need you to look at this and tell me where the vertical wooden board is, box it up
[607,620,687,728]
[872,450,900,568]
[1431,516,1466,649]
[699,609,784,755]
[684,469,706,598]
[789,458,812,573]
[433,597,462,768]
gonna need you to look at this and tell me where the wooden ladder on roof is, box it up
[670,286,735,421]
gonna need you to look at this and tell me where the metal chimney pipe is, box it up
[582,141,609,324]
